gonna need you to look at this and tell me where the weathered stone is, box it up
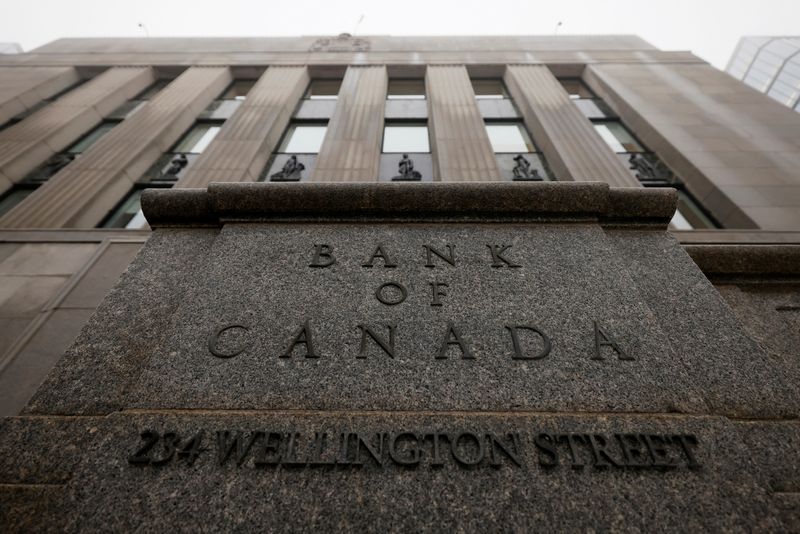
[4,182,798,529]
[0,412,793,532]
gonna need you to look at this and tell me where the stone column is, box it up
[0,66,81,126]
[504,65,639,187]
[177,66,309,188]
[311,66,387,182]
[0,67,155,194]
[426,65,501,182]
[0,67,231,229]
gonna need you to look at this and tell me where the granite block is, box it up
[0,412,791,532]
[25,229,219,415]
[604,229,800,418]
[123,223,708,414]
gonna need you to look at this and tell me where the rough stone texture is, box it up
[604,229,799,417]
[686,244,800,276]
[715,283,800,368]
[24,229,219,415]
[0,412,793,532]
[122,223,707,414]
[5,182,799,529]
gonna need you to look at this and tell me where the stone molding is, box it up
[141,182,677,227]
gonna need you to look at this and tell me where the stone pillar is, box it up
[0,67,81,126]
[0,67,155,194]
[426,65,501,182]
[0,67,231,229]
[177,66,309,188]
[504,65,638,187]
[311,66,387,182]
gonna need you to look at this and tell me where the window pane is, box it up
[387,79,425,99]
[669,209,694,230]
[108,100,146,120]
[593,122,644,153]
[137,80,170,100]
[472,79,507,99]
[103,189,147,229]
[67,123,116,154]
[221,80,255,100]
[0,189,35,218]
[382,125,430,153]
[307,80,341,99]
[675,191,716,229]
[173,124,221,154]
[560,79,594,99]
[485,124,535,153]
[280,125,328,153]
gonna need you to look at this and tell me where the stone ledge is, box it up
[142,182,676,227]
[685,245,800,276]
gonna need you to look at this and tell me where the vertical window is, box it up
[560,78,719,229]
[1,78,86,130]
[485,121,551,181]
[305,80,341,100]
[472,82,552,181]
[380,122,432,181]
[387,79,426,100]
[200,79,256,120]
[1,119,121,214]
[471,79,507,99]
[103,121,224,229]
[108,79,171,120]
[260,122,328,182]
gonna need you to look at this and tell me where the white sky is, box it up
[3,0,800,69]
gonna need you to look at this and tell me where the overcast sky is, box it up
[3,0,799,69]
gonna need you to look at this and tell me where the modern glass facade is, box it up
[727,36,800,111]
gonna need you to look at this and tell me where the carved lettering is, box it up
[217,430,261,466]
[486,244,521,268]
[208,324,250,359]
[592,321,633,360]
[362,245,397,268]
[505,325,552,360]
[129,429,702,470]
[357,324,397,359]
[534,433,559,467]
[424,244,456,268]
[281,320,319,358]
[388,433,421,466]
[451,432,485,466]
[375,282,408,305]
[437,323,474,359]
[429,281,449,307]
[309,244,336,268]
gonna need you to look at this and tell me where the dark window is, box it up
[387,79,425,100]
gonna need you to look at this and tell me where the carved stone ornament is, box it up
[309,33,370,53]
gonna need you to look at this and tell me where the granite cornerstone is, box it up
[1,181,798,531]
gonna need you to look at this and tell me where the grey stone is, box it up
[604,229,800,418]
[0,412,791,532]
[121,222,710,415]
[686,244,800,276]
[24,229,219,415]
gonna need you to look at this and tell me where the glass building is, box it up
[727,36,800,111]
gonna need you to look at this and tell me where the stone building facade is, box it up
[0,36,798,529]
[0,34,798,415]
